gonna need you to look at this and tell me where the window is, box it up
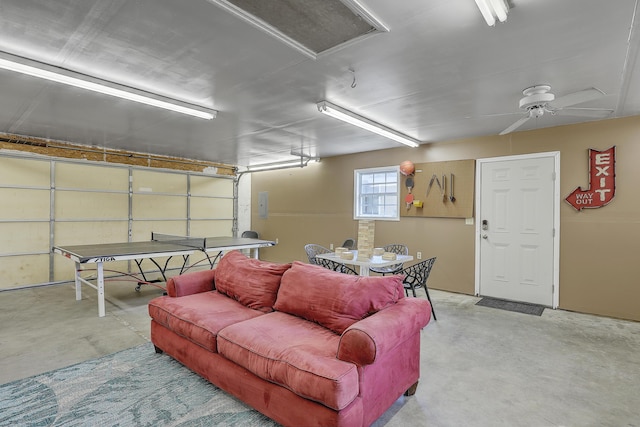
[354,166,400,220]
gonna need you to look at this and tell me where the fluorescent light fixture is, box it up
[317,101,420,148]
[474,0,509,26]
[0,51,217,120]
[245,157,319,173]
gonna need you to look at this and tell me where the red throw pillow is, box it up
[274,261,404,334]
[215,251,292,312]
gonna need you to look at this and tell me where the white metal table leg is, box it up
[75,262,82,300]
[97,261,106,317]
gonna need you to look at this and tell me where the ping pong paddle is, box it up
[405,176,414,209]
[405,193,414,209]
[406,176,414,194]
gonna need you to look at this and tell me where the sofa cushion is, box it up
[148,292,264,352]
[217,312,359,411]
[273,261,404,334]
[214,250,292,313]
[166,269,215,297]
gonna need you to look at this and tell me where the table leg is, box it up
[359,266,370,276]
[97,261,106,318]
[75,262,82,301]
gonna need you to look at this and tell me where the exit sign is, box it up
[565,146,616,211]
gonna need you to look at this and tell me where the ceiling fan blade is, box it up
[464,111,522,119]
[555,107,614,118]
[499,115,531,135]
[550,88,605,108]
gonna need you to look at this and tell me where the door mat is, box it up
[476,297,545,316]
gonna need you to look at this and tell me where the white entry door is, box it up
[476,153,559,307]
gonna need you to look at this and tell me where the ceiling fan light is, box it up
[317,100,420,148]
[530,106,545,118]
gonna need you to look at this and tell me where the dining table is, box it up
[315,250,413,276]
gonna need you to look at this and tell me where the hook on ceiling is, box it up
[349,68,357,88]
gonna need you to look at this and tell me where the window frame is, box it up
[353,165,400,221]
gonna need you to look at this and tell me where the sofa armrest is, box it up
[166,269,216,297]
[337,298,431,366]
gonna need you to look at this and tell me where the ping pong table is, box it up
[53,233,276,317]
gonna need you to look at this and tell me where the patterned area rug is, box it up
[475,297,545,316]
[0,343,280,426]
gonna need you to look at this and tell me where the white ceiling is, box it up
[0,0,639,167]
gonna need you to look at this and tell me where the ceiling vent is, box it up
[207,0,388,58]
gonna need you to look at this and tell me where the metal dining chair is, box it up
[304,244,332,265]
[316,257,358,275]
[369,243,408,275]
[239,231,260,257]
[399,257,437,320]
[341,238,356,250]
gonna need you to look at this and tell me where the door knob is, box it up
[482,234,488,239]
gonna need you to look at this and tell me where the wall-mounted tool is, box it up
[426,174,442,198]
[449,173,456,202]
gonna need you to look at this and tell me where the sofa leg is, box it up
[154,345,164,354]
[404,381,419,396]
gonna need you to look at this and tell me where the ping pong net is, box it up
[151,232,207,250]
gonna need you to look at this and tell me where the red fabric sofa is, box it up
[148,251,432,427]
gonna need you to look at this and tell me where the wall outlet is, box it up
[275,238,279,244]
[330,243,334,250]
[417,251,422,259]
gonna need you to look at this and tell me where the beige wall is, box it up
[251,115,640,322]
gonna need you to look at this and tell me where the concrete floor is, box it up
[1,282,639,426]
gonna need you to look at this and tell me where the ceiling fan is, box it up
[499,85,614,135]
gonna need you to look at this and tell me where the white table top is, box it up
[315,250,413,276]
